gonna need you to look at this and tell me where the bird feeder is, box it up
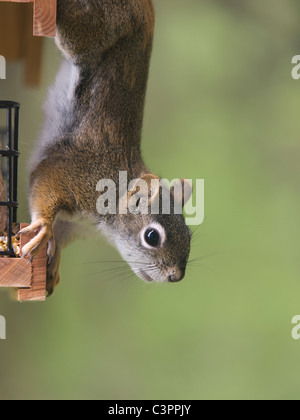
[0,101,47,301]
[0,0,57,37]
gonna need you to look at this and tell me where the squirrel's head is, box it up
[107,174,193,283]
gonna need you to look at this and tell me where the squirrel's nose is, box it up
[168,266,186,283]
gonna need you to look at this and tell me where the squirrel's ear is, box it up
[128,173,160,207]
[141,174,160,204]
[171,179,193,207]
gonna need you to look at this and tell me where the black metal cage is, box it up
[0,101,20,257]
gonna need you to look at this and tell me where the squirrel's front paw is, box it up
[20,219,55,259]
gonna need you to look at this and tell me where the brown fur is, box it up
[21,0,191,295]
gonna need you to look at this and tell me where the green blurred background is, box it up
[1,0,300,400]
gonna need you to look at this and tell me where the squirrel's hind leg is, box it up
[20,218,80,296]
[47,249,61,296]
[47,218,84,296]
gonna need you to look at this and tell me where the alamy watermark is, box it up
[292,55,300,80]
[292,316,300,340]
[0,55,6,80]
[96,172,204,226]
[0,315,6,340]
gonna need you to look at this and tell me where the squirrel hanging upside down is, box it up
[21,0,192,296]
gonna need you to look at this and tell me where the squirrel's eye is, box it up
[144,229,160,248]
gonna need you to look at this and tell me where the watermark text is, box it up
[292,55,300,80]
[96,172,204,226]
[0,315,6,340]
[292,316,300,340]
[0,55,6,80]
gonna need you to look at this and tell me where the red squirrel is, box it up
[21,0,192,295]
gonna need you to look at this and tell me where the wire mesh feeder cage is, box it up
[0,101,20,257]
[0,101,47,301]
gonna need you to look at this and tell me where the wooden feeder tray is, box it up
[0,224,47,301]
[0,0,57,37]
